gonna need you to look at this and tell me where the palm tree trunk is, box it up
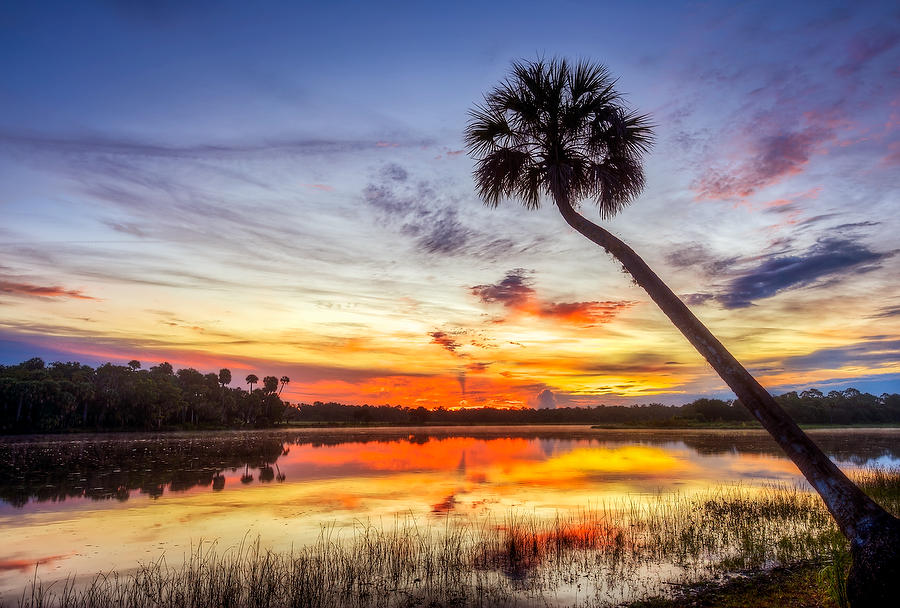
[556,199,900,606]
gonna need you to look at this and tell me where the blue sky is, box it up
[1,0,899,406]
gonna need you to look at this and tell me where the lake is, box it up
[2,426,899,604]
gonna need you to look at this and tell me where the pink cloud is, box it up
[694,125,836,201]
[0,280,98,300]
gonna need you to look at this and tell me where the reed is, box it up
[8,468,899,608]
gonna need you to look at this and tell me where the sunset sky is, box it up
[1,0,899,408]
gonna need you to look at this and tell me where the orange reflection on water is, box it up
[281,436,543,473]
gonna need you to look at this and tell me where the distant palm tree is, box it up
[219,368,232,423]
[262,375,279,394]
[245,374,258,393]
[465,57,899,606]
[278,376,290,396]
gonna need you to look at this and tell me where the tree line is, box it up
[0,357,292,433]
[3,357,899,433]
[292,388,900,426]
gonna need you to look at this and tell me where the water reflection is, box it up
[1,427,898,508]
[2,426,899,602]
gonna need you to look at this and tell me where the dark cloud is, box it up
[719,238,889,308]
[382,163,408,182]
[411,209,474,255]
[428,331,463,355]
[871,305,900,319]
[470,269,534,308]
[665,244,738,276]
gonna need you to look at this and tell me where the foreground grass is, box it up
[8,469,898,608]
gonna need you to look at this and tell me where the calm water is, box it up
[1,425,898,599]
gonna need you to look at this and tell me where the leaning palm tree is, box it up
[278,375,290,396]
[465,57,898,606]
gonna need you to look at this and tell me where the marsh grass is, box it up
[9,468,900,608]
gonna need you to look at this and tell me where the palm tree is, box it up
[465,57,899,606]
[219,368,232,423]
[245,374,258,393]
[262,375,279,394]
[278,376,290,396]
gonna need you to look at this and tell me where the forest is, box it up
[0,357,289,433]
[2,357,900,433]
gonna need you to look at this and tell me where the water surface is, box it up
[2,426,898,599]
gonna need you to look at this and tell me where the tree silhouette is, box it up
[218,368,232,423]
[245,374,258,393]
[262,375,279,394]
[465,57,899,606]
[278,376,290,396]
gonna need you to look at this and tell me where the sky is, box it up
[1,0,899,408]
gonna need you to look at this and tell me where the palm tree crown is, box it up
[465,58,653,217]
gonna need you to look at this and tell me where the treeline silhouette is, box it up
[0,357,291,433]
[292,388,900,426]
[3,357,900,433]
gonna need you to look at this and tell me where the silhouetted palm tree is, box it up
[465,57,899,606]
[262,375,279,394]
[278,376,290,396]
[219,368,232,423]
[245,374,258,393]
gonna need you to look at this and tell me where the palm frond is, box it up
[465,57,654,218]
[473,148,534,208]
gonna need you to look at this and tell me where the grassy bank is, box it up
[8,469,898,608]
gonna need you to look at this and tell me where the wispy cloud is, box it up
[693,124,835,201]
[362,164,533,259]
[0,279,98,300]
[0,130,431,161]
[770,337,900,373]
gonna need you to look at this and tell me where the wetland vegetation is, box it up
[8,468,899,608]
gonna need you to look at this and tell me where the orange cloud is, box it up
[471,270,634,327]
